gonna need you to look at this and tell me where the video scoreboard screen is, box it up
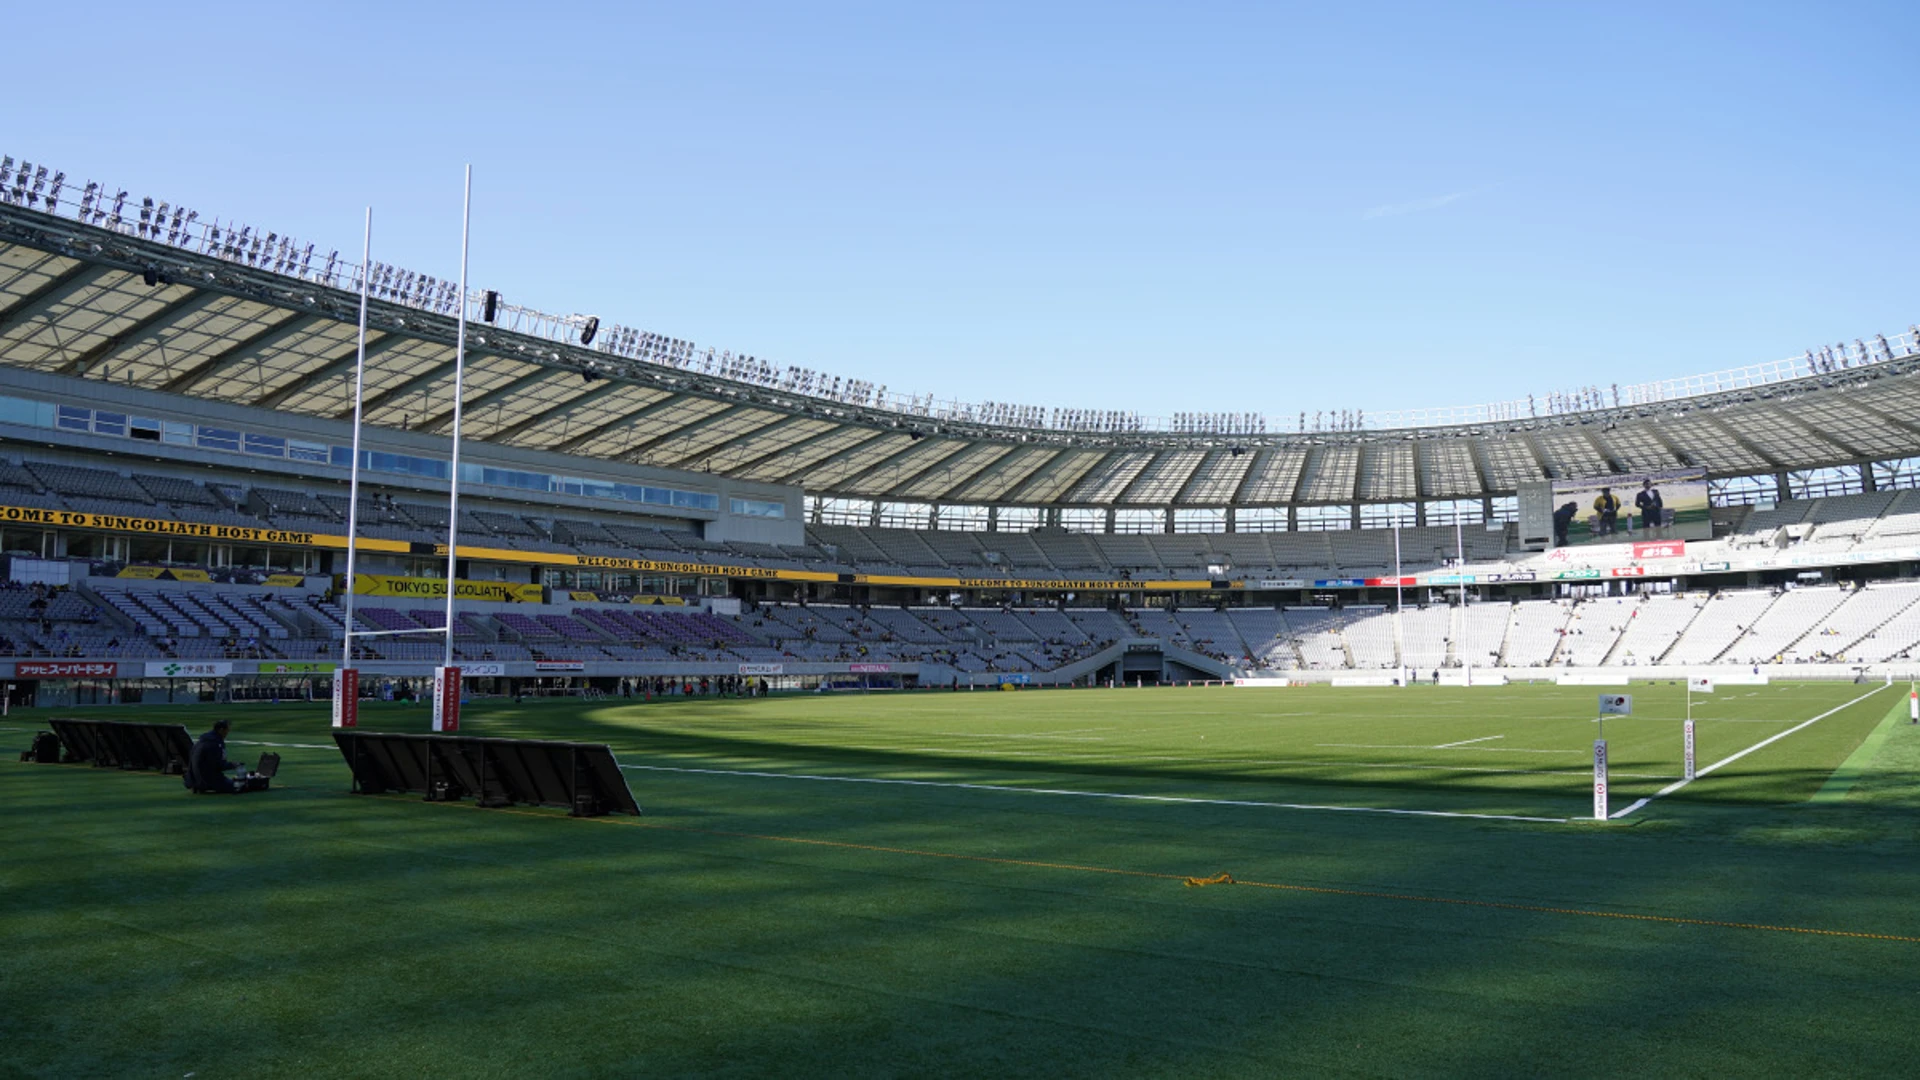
[1519,467,1711,550]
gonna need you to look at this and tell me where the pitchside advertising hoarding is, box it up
[432,666,460,732]
[1525,467,1711,549]
[144,661,233,678]
[332,668,358,728]
[15,661,118,678]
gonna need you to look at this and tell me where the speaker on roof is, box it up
[580,316,599,347]
[482,290,499,323]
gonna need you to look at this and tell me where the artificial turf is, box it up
[4,682,1919,1077]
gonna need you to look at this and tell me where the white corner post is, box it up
[332,207,373,729]
[433,166,472,733]
[1455,518,1468,686]
[1593,735,1609,820]
[1392,524,1406,685]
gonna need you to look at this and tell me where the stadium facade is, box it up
[3,155,1920,706]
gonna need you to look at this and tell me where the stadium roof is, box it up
[3,193,1919,511]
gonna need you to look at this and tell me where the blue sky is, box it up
[9,1,1915,421]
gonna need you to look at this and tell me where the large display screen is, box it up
[1535,468,1711,548]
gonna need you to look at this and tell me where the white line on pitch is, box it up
[931,732,1108,741]
[230,739,337,750]
[617,762,1568,824]
[1434,735,1504,749]
[1318,741,1580,755]
[1610,684,1890,820]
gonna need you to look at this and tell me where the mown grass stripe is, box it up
[393,795,1920,945]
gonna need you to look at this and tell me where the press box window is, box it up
[195,427,241,452]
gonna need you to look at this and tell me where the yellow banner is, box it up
[263,574,307,588]
[347,574,544,604]
[8,503,1242,592]
[114,565,213,582]
[567,590,689,606]
[0,504,358,547]
[857,573,1217,592]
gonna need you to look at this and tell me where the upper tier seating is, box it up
[25,461,153,503]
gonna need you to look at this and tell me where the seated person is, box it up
[185,719,242,794]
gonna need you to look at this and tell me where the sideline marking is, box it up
[1434,735,1504,749]
[1610,684,1890,819]
[931,732,1108,741]
[410,798,1920,945]
[618,762,1568,823]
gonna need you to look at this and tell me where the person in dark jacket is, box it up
[186,719,240,794]
[1552,501,1579,547]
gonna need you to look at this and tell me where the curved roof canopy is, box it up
[3,201,1919,511]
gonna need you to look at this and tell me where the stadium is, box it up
[7,30,1920,1075]
[2,162,1919,700]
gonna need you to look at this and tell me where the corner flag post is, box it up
[1594,693,1631,820]
[1685,676,1710,780]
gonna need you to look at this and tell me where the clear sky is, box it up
[8,1,1915,421]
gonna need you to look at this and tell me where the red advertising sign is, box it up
[1632,540,1687,559]
[1366,576,1418,587]
[15,661,117,678]
[1608,566,1648,578]
[432,665,461,732]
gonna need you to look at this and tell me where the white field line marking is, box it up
[230,739,337,750]
[777,741,1671,780]
[1319,742,1583,755]
[1434,735,1504,749]
[1610,684,1891,820]
[931,732,1108,741]
[618,762,1569,824]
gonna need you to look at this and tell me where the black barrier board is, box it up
[49,718,194,773]
[332,731,641,817]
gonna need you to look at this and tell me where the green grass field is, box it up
[6,681,1920,1077]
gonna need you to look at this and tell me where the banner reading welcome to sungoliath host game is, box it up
[10,500,1251,593]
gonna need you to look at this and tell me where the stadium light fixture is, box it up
[580,316,599,346]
